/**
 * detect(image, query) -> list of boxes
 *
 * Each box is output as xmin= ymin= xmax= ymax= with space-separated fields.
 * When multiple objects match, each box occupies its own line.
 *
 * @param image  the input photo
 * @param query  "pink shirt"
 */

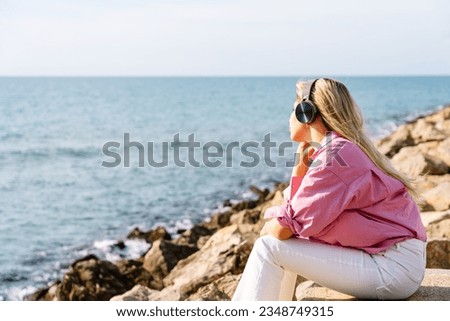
xmin=265 ymin=132 xmax=426 ymax=254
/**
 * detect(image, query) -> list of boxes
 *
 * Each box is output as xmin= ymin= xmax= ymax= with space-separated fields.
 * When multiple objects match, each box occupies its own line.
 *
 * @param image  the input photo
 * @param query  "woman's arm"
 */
xmin=260 ymin=142 xmax=315 ymax=240
xmin=292 ymin=142 xmax=315 ymax=177
xmin=260 ymin=218 xmax=293 ymax=240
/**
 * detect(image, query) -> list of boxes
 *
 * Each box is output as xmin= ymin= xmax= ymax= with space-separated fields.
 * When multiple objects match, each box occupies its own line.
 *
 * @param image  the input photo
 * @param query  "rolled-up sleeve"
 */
xmin=277 ymin=168 xmax=353 ymax=238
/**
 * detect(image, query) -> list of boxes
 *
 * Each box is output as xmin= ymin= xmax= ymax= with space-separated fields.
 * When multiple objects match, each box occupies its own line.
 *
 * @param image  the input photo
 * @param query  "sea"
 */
xmin=0 ymin=76 xmax=449 ymax=300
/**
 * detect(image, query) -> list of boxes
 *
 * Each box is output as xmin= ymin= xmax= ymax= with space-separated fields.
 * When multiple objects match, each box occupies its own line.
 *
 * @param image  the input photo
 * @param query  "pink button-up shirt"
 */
xmin=265 ymin=132 xmax=426 ymax=254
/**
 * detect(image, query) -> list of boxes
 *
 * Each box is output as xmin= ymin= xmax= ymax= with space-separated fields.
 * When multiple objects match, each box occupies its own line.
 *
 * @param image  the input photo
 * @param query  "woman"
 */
xmin=232 ymin=78 xmax=427 ymax=301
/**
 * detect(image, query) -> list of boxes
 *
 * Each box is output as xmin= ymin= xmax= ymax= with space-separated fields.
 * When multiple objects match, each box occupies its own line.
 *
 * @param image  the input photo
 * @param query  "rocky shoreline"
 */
xmin=26 ymin=105 xmax=450 ymax=301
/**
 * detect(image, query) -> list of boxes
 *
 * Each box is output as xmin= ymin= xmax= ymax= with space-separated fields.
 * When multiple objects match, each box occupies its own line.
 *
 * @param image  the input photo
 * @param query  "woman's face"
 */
xmin=289 ymin=108 xmax=308 ymax=142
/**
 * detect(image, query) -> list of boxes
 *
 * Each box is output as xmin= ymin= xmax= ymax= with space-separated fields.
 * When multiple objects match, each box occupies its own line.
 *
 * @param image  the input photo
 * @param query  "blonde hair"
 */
xmin=296 ymin=78 xmax=419 ymax=200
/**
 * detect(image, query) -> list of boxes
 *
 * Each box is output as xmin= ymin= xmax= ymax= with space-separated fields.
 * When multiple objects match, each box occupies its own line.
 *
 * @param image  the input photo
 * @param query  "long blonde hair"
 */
xmin=296 ymin=78 xmax=419 ymax=200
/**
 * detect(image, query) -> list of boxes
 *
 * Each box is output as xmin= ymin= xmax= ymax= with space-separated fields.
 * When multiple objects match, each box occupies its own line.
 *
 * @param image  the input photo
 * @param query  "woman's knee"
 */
xmin=253 ymin=235 xmax=281 ymax=257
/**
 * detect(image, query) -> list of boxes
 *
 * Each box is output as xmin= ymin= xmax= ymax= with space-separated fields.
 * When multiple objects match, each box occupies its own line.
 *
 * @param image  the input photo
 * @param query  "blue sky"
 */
xmin=0 ymin=0 xmax=449 ymax=76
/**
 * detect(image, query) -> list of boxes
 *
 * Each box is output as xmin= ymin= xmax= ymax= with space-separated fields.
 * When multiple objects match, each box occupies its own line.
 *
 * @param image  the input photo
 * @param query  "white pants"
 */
xmin=232 ymin=236 xmax=426 ymax=300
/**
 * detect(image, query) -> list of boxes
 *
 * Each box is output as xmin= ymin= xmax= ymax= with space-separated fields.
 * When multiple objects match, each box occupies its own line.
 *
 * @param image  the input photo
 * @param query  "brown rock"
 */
xmin=409 ymin=117 xmax=446 ymax=145
xmin=186 ymin=283 xmax=230 ymax=301
xmin=426 ymin=239 xmax=450 ymax=269
xmin=377 ymin=124 xmax=414 ymax=157
xmin=202 ymin=211 xmax=233 ymax=231
xmin=142 ymin=240 xmax=197 ymax=288
xmin=427 ymin=219 xmax=450 ymax=239
xmin=249 ymin=185 xmax=270 ymax=201
xmin=230 ymin=209 xmax=262 ymax=226
xmin=127 ymin=226 xmax=171 ymax=243
xmin=422 ymin=183 xmax=450 ymax=211
xmin=115 ymin=259 xmax=158 ymax=289
xmin=110 ymin=285 xmax=157 ymax=301
xmin=420 ymin=210 xmax=450 ymax=228
xmin=391 ymin=146 xmax=449 ymax=178
xmin=172 ymin=225 xmax=213 ymax=248
xmin=163 ymin=225 xmax=253 ymax=297
xmin=24 ymin=281 xmax=60 ymax=301
xmin=435 ymin=137 xmax=450 ymax=166
xmin=294 ymin=269 xmax=450 ymax=301
xmin=57 ymin=256 xmax=133 ymax=300
xmin=295 ymin=281 xmax=356 ymax=301
xmin=231 ymin=199 xmax=258 ymax=211
xmin=110 ymin=284 xmax=184 ymax=301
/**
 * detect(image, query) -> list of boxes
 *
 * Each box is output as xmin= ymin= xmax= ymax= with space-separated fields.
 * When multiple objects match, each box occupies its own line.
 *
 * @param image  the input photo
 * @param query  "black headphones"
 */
xmin=295 ymin=78 xmax=319 ymax=124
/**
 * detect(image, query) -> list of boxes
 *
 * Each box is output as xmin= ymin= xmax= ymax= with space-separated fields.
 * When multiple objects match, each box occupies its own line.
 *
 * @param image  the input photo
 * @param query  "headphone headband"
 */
xmin=301 ymin=78 xmax=319 ymax=102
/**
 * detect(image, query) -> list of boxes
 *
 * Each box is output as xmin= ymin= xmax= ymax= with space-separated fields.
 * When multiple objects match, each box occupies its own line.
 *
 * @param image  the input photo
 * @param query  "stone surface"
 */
xmin=294 ymin=269 xmax=450 ymax=301
xmin=110 ymin=285 xmax=158 ymax=301
xmin=391 ymin=146 xmax=449 ymax=178
xmin=57 ymin=255 xmax=133 ymax=301
xmin=426 ymin=239 xmax=450 ymax=269
xmin=422 ymin=183 xmax=450 ymax=211
xmin=406 ymin=269 xmax=450 ymax=301
xmin=172 ymin=225 xmax=213 ymax=248
xmin=427 ymin=219 xmax=450 ymax=239
xmin=127 ymin=226 xmax=172 ymax=243
xmin=377 ymin=124 xmax=414 ymax=157
xmin=420 ymin=210 xmax=450 ymax=227
xmin=142 ymin=240 xmax=198 ymax=289
xmin=163 ymin=225 xmax=253 ymax=297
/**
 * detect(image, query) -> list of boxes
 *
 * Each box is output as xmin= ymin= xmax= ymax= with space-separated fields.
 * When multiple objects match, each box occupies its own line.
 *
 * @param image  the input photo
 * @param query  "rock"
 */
xmin=24 ymin=281 xmax=60 ymax=301
xmin=414 ymin=139 xmax=450 ymax=168
xmin=163 ymin=225 xmax=253 ymax=297
xmin=295 ymin=280 xmax=355 ymax=301
xmin=115 ymin=259 xmax=157 ymax=289
xmin=142 ymin=240 xmax=198 ymax=289
xmin=377 ymin=124 xmax=414 ymax=157
xmin=172 ymin=225 xmax=213 ymax=248
xmin=417 ymin=174 xmax=450 ymax=193
xmin=409 ymin=118 xmax=447 ymax=145
xmin=426 ymin=239 xmax=450 ymax=269
xmin=57 ymin=256 xmax=133 ymax=300
xmin=406 ymin=269 xmax=450 ymax=300
xmin=420 ymin=210 xmax=450 ymax=228
xmin=186 ymin=283 xmax=230 ymax=301
xmin=435 ymin=137 xmax=450 ymax=166
xmin=112 ymin=241 xmax=126 ymax=250
xmin=230 ymin=209 xmax=261 ymax=225
xmin=422 ymin=183 xmax=450 ymax=211
xmin=110 ymin=285 xmax=158 ymax=301
xmin=231 ymin=199 xmax=258 ymax=211
xmin=110 ymin=284 xmax=184 ymax=301
xmin=202 ymin=211 xmax=233 ymax=230
xmin=427 ymin=219 xmax=450 ymax=239
xmin=391 ymin=146 xmax=449 ymax=178
xmin=294 ymin=269 xmax=450 ymax=301
xmin=187 ymin=273 xmax=241 ymax=301
xmin=127 ymin=226 xmax=172 ymax=243
xmin=249 ymin=185 xmax=270 ymax=201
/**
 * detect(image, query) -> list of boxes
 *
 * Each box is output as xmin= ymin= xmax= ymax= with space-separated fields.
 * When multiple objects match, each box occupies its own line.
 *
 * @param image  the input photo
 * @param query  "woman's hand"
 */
xmin=260 ymin=218 xmax=293 ymax=240
xmin=292 ymin=142 xmax=316 ymax=177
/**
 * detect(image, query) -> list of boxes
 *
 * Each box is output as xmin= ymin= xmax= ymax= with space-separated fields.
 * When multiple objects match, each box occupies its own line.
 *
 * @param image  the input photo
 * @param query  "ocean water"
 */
xmin=0 ymin=76 xmax=449 ymax=300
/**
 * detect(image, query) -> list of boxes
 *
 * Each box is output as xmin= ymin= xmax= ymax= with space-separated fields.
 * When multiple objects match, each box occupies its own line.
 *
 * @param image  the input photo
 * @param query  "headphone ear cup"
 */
xmin=295 ymin=101 xmax=318 ymax=124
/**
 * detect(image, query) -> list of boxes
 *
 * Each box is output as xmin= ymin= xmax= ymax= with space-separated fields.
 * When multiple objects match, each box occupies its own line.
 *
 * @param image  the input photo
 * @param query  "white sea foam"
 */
xmin=123 ymin=239 xmax=150 ymax=258
xmin=92 ymin=238 xmax=150 ymax=262
xmin=7 ymin=285 xmax=38 ymax=301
